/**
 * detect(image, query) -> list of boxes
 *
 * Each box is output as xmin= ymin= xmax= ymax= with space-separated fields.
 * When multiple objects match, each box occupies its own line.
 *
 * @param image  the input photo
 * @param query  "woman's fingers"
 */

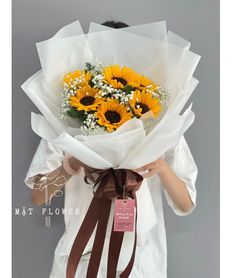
xmin=141 ymin=168 xmax=158 ymax=178
xmin=135 ymin=161 xmax=157 ymax=172
xmin=135 ymin=165 xmax=148 ymax=172
xmin=134 ymin=158 xmax=164 ymax=178
xmin=137 ymin=169 xmax=149 ymax=176
xmin=136 ymin=163 xmax=160 ymax=178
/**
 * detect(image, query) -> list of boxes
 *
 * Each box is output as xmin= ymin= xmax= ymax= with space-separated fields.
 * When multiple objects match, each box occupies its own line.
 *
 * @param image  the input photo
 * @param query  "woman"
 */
xmin=25 ymin=21 xmax=197 ymax=278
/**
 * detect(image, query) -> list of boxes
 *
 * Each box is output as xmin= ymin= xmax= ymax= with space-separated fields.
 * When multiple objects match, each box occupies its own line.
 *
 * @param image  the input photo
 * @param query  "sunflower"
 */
xmin=95 ymin=100 xmax=132 ymax=132
xmin=129 ymin=90 xmax=161 ymax=117
xmin=131 ymin=74 xmax=158 ymax=91
xmin=103 ymin=65 xmax=139 ymax=89
xmin=69 ymin=85 xmax=103 ymax=112
xmin=64 ymin=70 xmax=92 ymax=87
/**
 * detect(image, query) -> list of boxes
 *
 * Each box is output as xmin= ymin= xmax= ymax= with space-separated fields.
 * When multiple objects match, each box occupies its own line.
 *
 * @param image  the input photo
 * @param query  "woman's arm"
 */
xmin=135 ymin=158 xmax=193 ymax=213
xmin=31 ymin=157 xmax=81 ymax=206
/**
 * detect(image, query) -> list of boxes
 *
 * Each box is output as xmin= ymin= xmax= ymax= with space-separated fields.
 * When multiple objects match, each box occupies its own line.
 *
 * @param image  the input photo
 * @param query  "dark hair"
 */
xmin=102 ymin=21 xmax=129 ymax=29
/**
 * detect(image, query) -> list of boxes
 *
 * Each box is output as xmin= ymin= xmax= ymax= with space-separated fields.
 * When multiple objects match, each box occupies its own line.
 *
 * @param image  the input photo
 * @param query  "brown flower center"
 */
xmin=80 ymin=96 xmax=95 ymax=106
xmin=105 ymin=110 xmax=121 ymax=124
xmin=136 ymin=102 xmax=149 ymax=114
xmin=112 ymin=77 xmax=127 ymax=86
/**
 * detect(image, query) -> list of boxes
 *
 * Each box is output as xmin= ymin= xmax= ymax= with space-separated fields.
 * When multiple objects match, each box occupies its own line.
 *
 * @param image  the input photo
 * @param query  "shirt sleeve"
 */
xmin=24 ymin=139 xmax=64 ymax=189
xmin=163 ymin=136 xmax=198 ymax=216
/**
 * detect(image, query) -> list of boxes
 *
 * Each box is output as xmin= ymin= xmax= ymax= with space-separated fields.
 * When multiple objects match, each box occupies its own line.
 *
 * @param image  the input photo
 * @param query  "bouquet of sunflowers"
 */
xmin=21 ymin=18 xmax=201 ymax=232
xmin=22 ymin=20 xmax=200 ymax=277
xmin=60 ymin=63 xmax=168 ymax=133
xmin=21 ymin=18 xmax=201 ymax=191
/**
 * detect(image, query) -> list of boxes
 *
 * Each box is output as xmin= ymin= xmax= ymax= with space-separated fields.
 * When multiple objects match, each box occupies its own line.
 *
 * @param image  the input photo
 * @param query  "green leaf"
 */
xmin=88 ymin=79 xmax=95 ymax=88
xmin=67 ymin=107 xmax=87 ymax=122
xmin=123 ymin=85 xmax=134 ymax=94
xmin=85 ymin=62 xmax=94 ymax=71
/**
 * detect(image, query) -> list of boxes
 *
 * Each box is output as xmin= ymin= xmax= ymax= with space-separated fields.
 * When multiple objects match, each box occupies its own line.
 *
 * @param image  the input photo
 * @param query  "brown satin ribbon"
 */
xmin=66 ymin=166 xmax=143 ymax=278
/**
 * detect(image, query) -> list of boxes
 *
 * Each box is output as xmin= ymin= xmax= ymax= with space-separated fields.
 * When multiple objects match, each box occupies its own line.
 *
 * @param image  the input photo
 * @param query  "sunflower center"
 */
xmin=136 ymin=102 xmax=149 ymax=114
xmin=105 ymin=110 xmax=121 ymax=124
xmin=80 ymin=96 xmax=95 ymax=106
xmin=112 ymin=77 xmax=127 ymax=86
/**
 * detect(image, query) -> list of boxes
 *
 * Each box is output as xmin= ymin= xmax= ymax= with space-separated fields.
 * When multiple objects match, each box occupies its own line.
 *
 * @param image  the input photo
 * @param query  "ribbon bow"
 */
xmin=66 ymin=166 xmax=143 ymax=278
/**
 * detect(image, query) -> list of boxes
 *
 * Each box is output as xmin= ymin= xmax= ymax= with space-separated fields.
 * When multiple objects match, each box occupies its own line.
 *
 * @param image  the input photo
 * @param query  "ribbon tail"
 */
xmin=120 ymin=198 xmax=138 ymax=278
xmin=86 ymin=197 xmax=112 ymax=278
xmin=66 ymin=197 xmax=102 ymax=278
xmin=107 ymin=222 xmax=125 ymax=278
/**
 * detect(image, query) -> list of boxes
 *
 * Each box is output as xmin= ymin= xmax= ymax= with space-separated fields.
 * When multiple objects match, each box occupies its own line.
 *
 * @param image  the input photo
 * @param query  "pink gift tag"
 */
xmin=114 ymin=199 xmax=135 ymax=232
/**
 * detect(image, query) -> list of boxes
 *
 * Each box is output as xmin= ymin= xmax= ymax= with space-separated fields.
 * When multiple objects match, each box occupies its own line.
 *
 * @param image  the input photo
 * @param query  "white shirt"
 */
xmin=25 ymin=136 xmax=197 ymax=278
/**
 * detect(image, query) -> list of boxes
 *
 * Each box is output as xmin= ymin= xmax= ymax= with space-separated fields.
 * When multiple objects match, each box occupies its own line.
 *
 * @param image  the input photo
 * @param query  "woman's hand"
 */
xmin=135 ymin=158 xmax=167 ymax=178
xmin=135 ymin=158 xmax=193 ymax=213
